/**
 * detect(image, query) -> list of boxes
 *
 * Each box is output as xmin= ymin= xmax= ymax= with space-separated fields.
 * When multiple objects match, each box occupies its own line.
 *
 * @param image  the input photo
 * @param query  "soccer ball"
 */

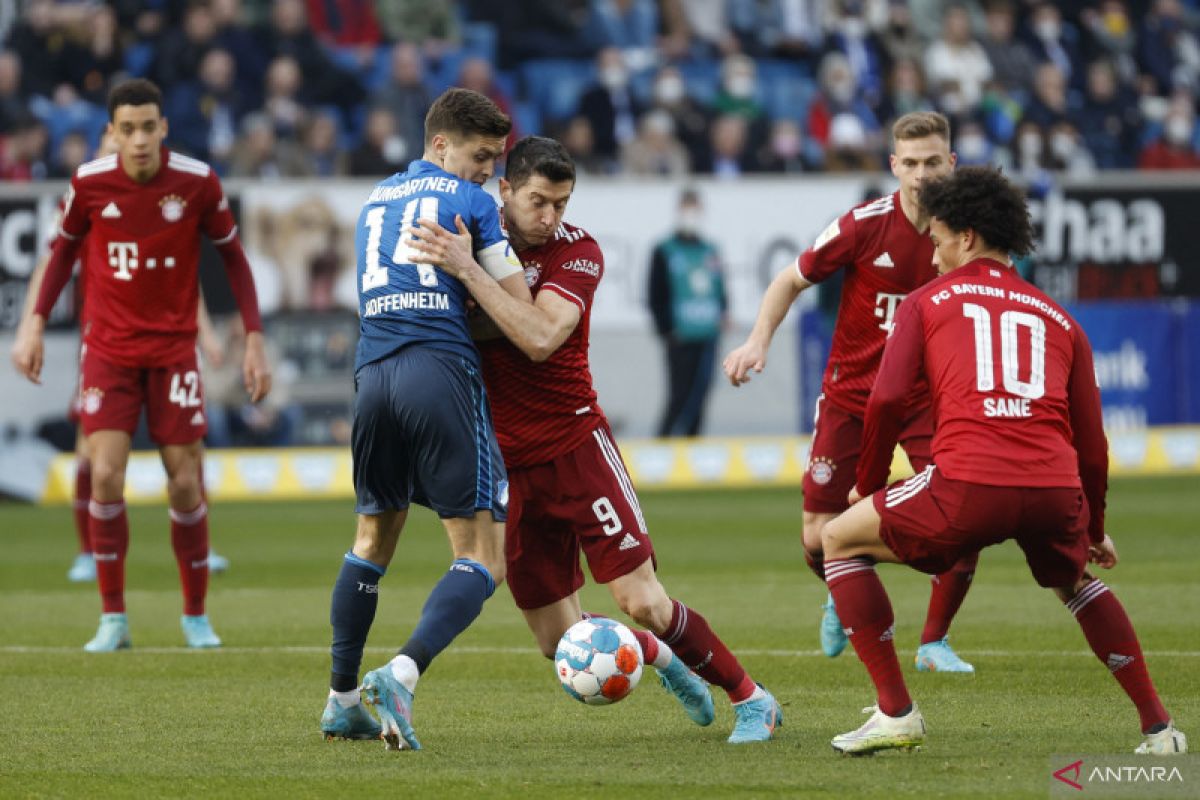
xmin=554 ymin=618 xmax=644 ymax=705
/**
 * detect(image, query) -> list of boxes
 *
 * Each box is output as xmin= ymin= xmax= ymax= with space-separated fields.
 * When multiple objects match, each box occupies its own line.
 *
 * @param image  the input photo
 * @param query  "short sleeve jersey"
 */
xmin=479 ymin=223 xmax=604 ymax=468
xmin=354 ymin=159 xmax=512 ymax=371
xmin=57 ymin=148 xmax=236 ymax=368
xmin=863 ymin=260 xmax=1104 ymax=488
xmin=797 ymin=191 xmax=937 ymax=416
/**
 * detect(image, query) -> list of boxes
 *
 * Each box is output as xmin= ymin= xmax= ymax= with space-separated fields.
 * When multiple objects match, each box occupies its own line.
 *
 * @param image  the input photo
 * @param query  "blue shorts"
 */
xmin=352 ymin=347 xmax=508 ymax=520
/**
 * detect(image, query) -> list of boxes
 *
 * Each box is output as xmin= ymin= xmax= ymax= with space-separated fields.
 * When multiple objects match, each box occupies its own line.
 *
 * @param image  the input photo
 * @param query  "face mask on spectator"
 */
xmin=1166 ymin=117 xmax=1194 ymax=146
xmin=655 ymin=77 xmax=685 ymax=105
xmin=1050 ymin=132 xmax=1075 ymax=160
xmin=957 ymin=133 xmax=988 ymax=161
xmin=841 ymin=17 xmax=867 ymax=38
xmin=383 ymin=135 xmax=407 ymax=163
xmin=726 ymin=74 xmax=756 ymax=100
xmin=677 ymin=209 xmax=702 ymax=235
xmin=1035 ymin=20 xmax=1060 ymax=41
xmin=830 ymin=80 xmax=855 ymax=105
xmin=772 ymin=130 xmax=802 ymax=158
xmin=601 ymin=66 xmax=628 ymax=91
xmin=1019 ymin=131 xmax=1043 ymax=158
xmin=939 ymin=91 xmax=964 ymax=115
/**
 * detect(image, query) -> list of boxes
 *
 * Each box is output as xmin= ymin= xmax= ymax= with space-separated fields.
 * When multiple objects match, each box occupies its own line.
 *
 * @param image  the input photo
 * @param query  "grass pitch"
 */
xmin=1 ymin=477 xmax=1197 ymax=798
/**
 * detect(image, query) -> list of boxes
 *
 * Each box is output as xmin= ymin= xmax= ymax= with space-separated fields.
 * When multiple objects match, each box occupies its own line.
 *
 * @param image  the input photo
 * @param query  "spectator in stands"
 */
xmin=1023 ymin=2 xmax=1081 ymax=86
xmin=375 ymin=0 xmax=461 ymax=60
xmin=4 ymin=0 xmax=69 ymax=98
xmin=263 ymin=55 xmax=308 ymax=141
xmin=1080 ymin=1 xmax=1138 ymax=85
xmin=823 ymin=112 xmax=879 ymax=172
xmin=488 ymin=0 xmax=595 ymax=69
xmin=980 ymin=0 xmax=1037 ymax=93
xmin=588 ymin=0 xmax=659 ymax=66
xmin=620 ymin=108 xmax=690 ymax=176
xmin=229 ymin=111 xmax=310 ymax=178
xmin=876 ymin=57 xmax=935 ymax=126
xmin=255 ymin=0 xmax=365 ymax=114
xmin=154 ymin=2 xmax=218 ymax=91
xmin=1078 ymin=58 xmax=1142 ymax=168
xmin=648 ymin=65 xmax=712 ymax=169
xmin=953 ymin=117 xmax=996 ymax=166
xmin=301 ymin=110 xmax=346 ymax=176
xmin=654 ymin=0 xmax=694 ymax=60
xmin=1021 ymin=62 xmax=1074 ymax=129
xmin=167 ymin=48 xmax=248 ymax=168
xmin=457 ymin=56 xmax=521 ymax=144
xmin=347 ymin=106 xmax=407 ymax=177
xmin=1045 ymin=119 xmax=1096 ymax=176
xmin=558 ymin=114 xmax=610 ymax=175
xmin=1138 ymin=0 xmax=1200 ymax=97
xmin=753 ymin=117 xmax=818 ymax=173
xmin=0 ymin=113 xmax=48 ymax=181
xmin=1007 ymin=119 xmax=1049 ymax=179
xmin=669 ymin=0 xmax=738 ymax=57
xmin=1138 ymin=95 xmax=1200 ymax=168
xmin=878 ymin=0 xmax=925 ymax=67
xmin=807 ymin=52 xmax=879 ymax=152
xmin=211 ymin=0 xmax=267 ymax=104
xmin=370 ymin=42 xmax=431 ymax=161
xmin=304 ymin=0 xmax=381 ymax=48
xmin=0 ymin=50 xmax=25 ymax=133
xmin=577 ymin=47 xmax=643 ymax=165
xmin=823 ymin=0 xmax=888 ymax=109
xmin=711 ymin=54 xmax=768 ymax=151
xmin=925 ymin=3 xmax=993 ymax=111
xmin=60 ymin=4 xmax=123 ymax=105
xmin=701 ymin=113 xmax=755 ymax=177
xmin=49 ymin=130 xmax=89 ymax=179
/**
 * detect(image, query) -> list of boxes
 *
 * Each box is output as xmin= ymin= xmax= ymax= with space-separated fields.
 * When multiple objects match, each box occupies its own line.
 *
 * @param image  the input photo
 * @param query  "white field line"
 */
xmin=1 ymin=645 xmax=1199 ymax=657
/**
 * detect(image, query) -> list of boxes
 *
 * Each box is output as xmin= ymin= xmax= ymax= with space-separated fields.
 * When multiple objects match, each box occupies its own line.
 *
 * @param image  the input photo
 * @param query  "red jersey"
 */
xmin=859 ymin=259 xmax=1108 ymax=540
xmin=480 ymin=223 xmax=605 ymax=468
xmin=55 ymin=149 xmax=238 ymax=368
xmin=797 ymin=191 xmax=937 ymax=417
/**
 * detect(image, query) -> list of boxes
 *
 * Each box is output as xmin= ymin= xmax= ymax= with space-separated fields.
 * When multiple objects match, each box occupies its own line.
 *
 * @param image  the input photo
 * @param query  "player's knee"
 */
xmin=801 ymin=514 xmax=828 ymax=555
xmin=615 ymin=585 xmax=670 ymax=631
xmin=820 ymin=519 xmax=847 ymax=559
xmin=89 ymin=459 xmax=125 ymax=499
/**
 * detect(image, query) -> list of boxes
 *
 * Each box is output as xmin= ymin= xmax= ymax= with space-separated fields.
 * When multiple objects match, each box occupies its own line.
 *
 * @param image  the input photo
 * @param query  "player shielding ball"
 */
xmin=319 ymin=88 xmax=528 ymax=750
xmin=408 ymin=136 xmax=782 ymax=744
xmin=724 ymin=112 xmax=977 ymax=672
xmin=10 ymin=79 xmax=270 ymax=651
xmin=819 ymin=167 xmax=1187 ymax=756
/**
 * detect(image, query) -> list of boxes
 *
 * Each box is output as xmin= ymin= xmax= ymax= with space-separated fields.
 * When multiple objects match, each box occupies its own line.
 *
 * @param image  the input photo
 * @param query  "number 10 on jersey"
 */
xmin=362 ymin=199 xmax=441 ymax=291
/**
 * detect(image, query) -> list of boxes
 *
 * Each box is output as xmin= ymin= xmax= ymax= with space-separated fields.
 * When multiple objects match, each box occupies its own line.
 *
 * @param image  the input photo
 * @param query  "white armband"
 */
xmin=477 ymin=239 xmax=523 ymax=281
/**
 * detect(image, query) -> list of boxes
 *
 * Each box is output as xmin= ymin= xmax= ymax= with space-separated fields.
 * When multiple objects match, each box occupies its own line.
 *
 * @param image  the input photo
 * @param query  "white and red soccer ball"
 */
xmin=555 ymin=618 xmax=643 ymax=705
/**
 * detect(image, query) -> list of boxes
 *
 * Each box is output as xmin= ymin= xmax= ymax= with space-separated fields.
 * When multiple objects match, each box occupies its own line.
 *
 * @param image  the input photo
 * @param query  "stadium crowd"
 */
xmin=3 ymin=0 xmax=1200 ymax=182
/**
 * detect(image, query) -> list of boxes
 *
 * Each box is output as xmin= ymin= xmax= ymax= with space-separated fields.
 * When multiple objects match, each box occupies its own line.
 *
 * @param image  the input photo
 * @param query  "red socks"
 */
xmin=1068 ymin=580 xmax=1169 ymax=733
xmin=73 ymin=459 xmax=92 ymax=554
xmin=662 ymin=600 xmax=756 ymax=703
xmin=170 ymin=502 xmax=210 ymax=616
xmin=920 ymin=551 xmax=978 ymax=644
xmin=825 ymin=557 xmax=912 ymax=716
xmin=90 ymin=500 xmax=128 ymax=613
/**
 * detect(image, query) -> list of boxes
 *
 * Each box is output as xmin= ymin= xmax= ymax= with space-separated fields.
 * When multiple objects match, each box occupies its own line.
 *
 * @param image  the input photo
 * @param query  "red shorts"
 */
xmin=875 ymin=467 xmax=1090 ymax=587
xmin=803 ymin=396 xmax=932 ymax=514
xmin=78 ymin=346 xmax=208 ymax=445
xmin=505 ymin=423 xmax=657 ymax=610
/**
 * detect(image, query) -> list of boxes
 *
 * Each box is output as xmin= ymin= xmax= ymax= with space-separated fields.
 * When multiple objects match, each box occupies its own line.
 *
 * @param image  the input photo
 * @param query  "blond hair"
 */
xmin=892 ymin=112 xmax=951 ymax=145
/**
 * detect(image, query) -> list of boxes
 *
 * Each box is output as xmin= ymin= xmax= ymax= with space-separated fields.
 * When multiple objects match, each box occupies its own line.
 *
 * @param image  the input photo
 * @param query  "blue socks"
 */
xmin=329 ymin=552 xmax=385 ymax=692
xmin=399 ymin=558 xmax=495 ymax=674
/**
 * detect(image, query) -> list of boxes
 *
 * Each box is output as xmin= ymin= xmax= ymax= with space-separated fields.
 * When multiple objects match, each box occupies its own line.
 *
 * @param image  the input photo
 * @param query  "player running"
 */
xmin=319 ymin=88 xmax=528 ymax=750
xmin=11 ymin=79 xmax=270 ymax=650
xmin=408 ymin=136 xmax=782 ymax=745
xmin=820 ymin=166 xmax=1187 ymax=756
xmin=723 ymin=112 xmax=977 ymax=672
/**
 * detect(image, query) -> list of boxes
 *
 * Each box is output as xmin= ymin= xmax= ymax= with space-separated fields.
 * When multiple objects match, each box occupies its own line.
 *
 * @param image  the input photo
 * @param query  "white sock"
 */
xmin=388 ymin=654 xmax=420 ymax=694
xmin=329 ymin=688 xmax=359 ymax=708
xmin=648 ymin=636 xmax=674 ymax=670
xmin=732 ymin=685 xmax=767 ymax=705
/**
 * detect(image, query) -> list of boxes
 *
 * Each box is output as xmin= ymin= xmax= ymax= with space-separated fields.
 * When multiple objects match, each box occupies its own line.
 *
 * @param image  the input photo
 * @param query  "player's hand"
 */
xmin=199 ymin=326 xmax=225 ymax=368
xmin=1088 ymin=534 xmax=1118 ymax=569
xmin=242 ymin=330 xmax=272 ymax=403
xmin=11 ymin=314 xmax=46 ymax=384
xmin=722 ymin=340 xmax=767 ymax=386
xmin=408 ymin=215 xmax=476 ymax=280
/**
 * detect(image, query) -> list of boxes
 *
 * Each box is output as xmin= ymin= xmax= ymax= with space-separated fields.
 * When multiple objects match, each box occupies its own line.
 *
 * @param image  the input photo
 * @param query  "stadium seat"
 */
xmin=520 ymin=59 xmax=596 ymax=123
xmin=123 ymin=43 xmax=156 ymax=79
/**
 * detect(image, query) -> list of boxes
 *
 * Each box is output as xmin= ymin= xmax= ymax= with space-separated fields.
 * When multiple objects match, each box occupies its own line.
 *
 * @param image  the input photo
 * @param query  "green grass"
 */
xmin=1 ymin=477 xmax=1197 ymax=798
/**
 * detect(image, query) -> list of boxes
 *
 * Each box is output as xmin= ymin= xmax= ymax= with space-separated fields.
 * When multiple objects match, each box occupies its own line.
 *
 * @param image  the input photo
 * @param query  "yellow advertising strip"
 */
xmin=39 ymin=427 xmax=1200 ymax=505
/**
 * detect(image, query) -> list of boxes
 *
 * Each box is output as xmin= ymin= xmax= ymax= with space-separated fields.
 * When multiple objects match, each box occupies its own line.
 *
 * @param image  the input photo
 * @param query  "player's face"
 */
xmin=109 ymin=103 xmax=167 ymax=182
xmin=928 ymin=217 xmax=969 ymax=274
xmin=890 ymin=135 xmax=954 ymax=207
xmin=499 ymin=175 xmax=574 ymax=249
xmin=436 ymin=133 xmax=507 ymax=185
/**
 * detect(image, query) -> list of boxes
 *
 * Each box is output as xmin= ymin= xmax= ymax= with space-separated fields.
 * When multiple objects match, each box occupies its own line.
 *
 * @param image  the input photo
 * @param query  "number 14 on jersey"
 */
xmin=362 ymin=199 xmax=440 ymax=291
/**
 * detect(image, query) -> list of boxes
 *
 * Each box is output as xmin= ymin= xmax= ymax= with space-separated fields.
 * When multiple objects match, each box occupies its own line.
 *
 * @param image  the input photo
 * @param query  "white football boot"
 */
xmin=832 ymin=703 xmax=926 ymax=755
xmin=1135 ymin=723 xmax=1188 ymax=755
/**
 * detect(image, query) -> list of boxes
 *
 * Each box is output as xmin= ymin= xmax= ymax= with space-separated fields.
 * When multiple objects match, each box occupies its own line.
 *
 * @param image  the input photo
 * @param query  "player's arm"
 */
xmin=409 ymin=215 xmax=580 ymax=362
xmin=1067 ymin=325 xmax=1111 ymax=556
xmin=853 ymin=297 xmax=925 ymax=501
xmin=201 ymin=173 xmax=271 ymax=401
xmin=195 ymin=292 xmax=225 ymax=368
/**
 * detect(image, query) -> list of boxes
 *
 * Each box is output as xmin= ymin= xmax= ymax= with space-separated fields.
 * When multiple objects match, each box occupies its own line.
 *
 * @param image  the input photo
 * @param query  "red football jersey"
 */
xmin=57 ymin=148 xmax=237 ymax=367
xmin=859 ymin=259 xmax=1108 ymax=538
xmin=797 ymin=191 xmax=937 ymax=416
xmin=480 ymin=223 xmax=605 ymax=468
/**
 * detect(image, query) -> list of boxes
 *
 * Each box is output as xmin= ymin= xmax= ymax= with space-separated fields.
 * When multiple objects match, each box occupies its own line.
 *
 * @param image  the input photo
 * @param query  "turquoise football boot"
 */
xmin=728 ymin=685 xmax=783 ymax=744
xmin=67 ymin=553 xmax=96 ymax=582
xmin=820 ymin=594 xmax=848 ymax=657
xmin=83 ymin=612 xmax=131 ymax=652
xmin=656 ymin=655 xmax=715 ymax=726
xmin=361 ymin=667 xmax=422 ymax=751
xmin=321 ymin=694 xmax=383 ymax=741
xmin=914 ymin=637 xmax=974 ymax=673
xmin=181 ymin=614 xmax=222 ymax=648
xmin=208 ymin=550 xmax=230 ymax=575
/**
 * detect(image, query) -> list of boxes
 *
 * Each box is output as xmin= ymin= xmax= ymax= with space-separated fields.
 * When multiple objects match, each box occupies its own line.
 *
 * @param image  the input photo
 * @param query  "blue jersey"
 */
xmin=354 ymin=160 xmax=509 ymax=371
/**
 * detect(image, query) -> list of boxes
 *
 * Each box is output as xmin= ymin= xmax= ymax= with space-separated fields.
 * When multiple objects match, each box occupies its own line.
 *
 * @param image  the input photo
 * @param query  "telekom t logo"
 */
xmin=874 ymin=292 xmax=906 ymax=333
xmin=107 ymin=242 xmax=138 ymax=281
xmin=1053 ymin=759 xmax=1084 ymax=791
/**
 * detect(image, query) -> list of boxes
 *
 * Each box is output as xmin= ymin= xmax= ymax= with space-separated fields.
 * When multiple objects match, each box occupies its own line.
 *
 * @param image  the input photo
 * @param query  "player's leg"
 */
xmin=197 ymin=456 xmax=230 ymax=575
xmin=68 ymin=426 xmax=96 ymax=582
xmin=901 ymin=425 xmax=976 ymax=672
xmin=85 ymin=429 xmax=134 ymax=651
xmin=160 ymin=439 xmax=219 ymax=648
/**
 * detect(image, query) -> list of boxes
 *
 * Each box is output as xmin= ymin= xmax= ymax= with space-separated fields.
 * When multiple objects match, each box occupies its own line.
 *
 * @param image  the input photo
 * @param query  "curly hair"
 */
xmin=918 ymin=166 xmax=1034 ymax=256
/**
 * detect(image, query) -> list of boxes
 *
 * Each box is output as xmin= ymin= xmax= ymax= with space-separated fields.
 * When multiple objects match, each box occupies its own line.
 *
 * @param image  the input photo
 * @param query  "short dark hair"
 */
xmin=892 ymin=111 xmax=950 ymax=145
xmin=505 ymin=136 xmax=576 ymax=189
xmin=918 ymin=166 xmax=1034 ymax=256
xmin=424 ymin=87 xmax=511 ymax=146
xmin=107 ymin=79 xmax=164 ymax=120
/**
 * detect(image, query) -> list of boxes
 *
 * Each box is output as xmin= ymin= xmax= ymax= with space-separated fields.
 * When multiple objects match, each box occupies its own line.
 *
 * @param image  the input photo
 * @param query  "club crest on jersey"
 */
xmin=159 ymin=194 xmax=186 ymax=222
xmin=82 ymin=388 xmax=104 ymax=415
xmin=523 ymin=262 xmax=542 ymax=287
xmin=808 ymin=456 xmax=836 ymax=485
